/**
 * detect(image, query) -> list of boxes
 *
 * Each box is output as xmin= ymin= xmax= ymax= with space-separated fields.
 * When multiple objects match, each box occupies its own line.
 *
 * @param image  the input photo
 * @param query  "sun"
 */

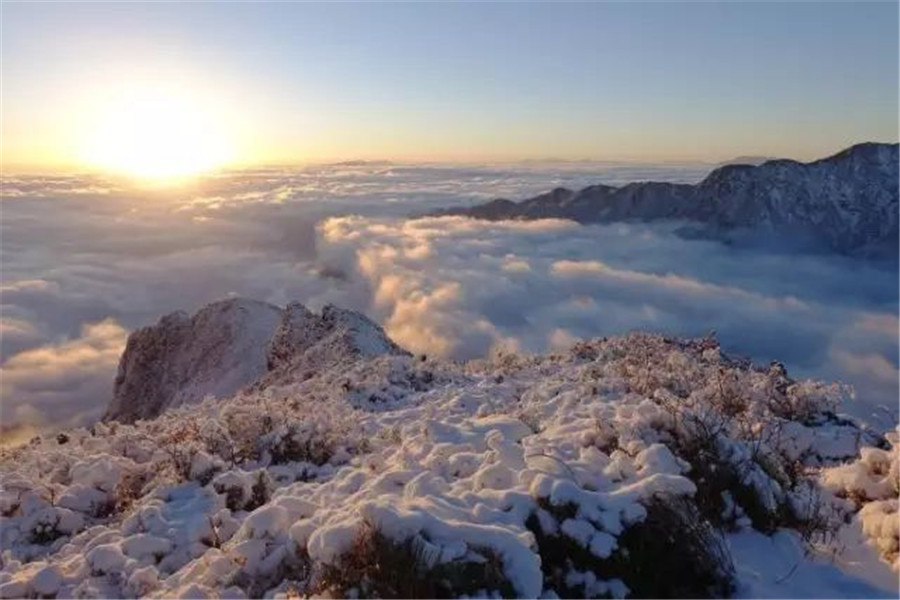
xmin=82 ymin=88 xmax=234 ymax=181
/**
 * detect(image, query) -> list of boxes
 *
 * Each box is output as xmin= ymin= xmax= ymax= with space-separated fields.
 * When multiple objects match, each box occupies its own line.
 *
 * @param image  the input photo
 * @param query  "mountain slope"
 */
xmin=436 ymin=142 xmax=900 ymax=255
xmin=2 ymin=299 xmax=897 ymax=599
xmin=104 ymin=299 xmax=404 ymax=424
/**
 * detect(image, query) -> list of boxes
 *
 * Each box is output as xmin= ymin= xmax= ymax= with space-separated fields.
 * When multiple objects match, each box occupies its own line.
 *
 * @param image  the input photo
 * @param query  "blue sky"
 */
xmin=2 ymin=1 xmax=897 ymax=167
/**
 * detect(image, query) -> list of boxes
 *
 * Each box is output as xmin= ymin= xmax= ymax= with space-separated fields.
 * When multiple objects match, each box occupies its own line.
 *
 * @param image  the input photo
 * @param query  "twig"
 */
xmin=774 ymin=559 xmax=800 ymax=584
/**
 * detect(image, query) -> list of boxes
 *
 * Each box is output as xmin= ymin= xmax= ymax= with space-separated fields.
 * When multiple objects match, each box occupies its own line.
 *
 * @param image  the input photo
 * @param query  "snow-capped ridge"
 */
xmin=105 ymin=298 xmax=406 ymax=424
xmin=437 ymin=142 xmax=900 ymax=255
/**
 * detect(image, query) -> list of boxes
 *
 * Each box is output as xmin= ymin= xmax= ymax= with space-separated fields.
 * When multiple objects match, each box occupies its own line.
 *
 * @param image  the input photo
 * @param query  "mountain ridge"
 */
xmin=434 ymin=142 xmax=900 ymax=255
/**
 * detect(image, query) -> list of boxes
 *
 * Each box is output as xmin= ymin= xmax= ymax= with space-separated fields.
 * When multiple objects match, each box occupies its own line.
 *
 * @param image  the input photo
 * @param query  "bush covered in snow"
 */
xmin=313 ymin=523 xmax=516 ymax=599
xmin=1 ymin=333 xmax=896 ymax=598
xmin=823 ymin=427 xmax=899 ymax=569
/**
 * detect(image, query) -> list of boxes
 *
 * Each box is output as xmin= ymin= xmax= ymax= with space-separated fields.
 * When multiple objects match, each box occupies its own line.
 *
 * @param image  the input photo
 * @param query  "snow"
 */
xmin=564 ymin=570 xmax=629 ymax=599
xmin=322 ymin=304 xmax=405 ymax=358
xmin=86 ymin=544 xmax=127 ymax=575
xmin=823 ymin=425 xmax=899 ymax=570
xmin=1 ymin=326 xmax=897 ymax=598
xmin=69 ymin=455 xmax=130 ymax=493
xmin=30 ymin=564 xmax=62 ymax=596
xmin=237 ymin=505 xmax=290 ymax=541
xmin=127 ymin=566 xmax=160 ymax=597
xmin=57 ymin=485 xmax=109 ymax=514
xmin=121 ymin=534 xmax=173 ymax=561
xmin=0 ymin=581 xmax=27 ymax=600
xmin=729 ymin=528 xmax=895 ymax=599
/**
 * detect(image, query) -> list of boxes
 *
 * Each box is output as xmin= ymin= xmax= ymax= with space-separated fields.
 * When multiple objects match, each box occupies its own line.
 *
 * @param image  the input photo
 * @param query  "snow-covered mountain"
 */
xmin=438 ymin=142 xmax=899 ymax=255
xmin=104 ymin=299 xmax=405 ymax=424
xmin=254 ymin=302 xmax=408 ymax=391
xmin=716 ymin=156 xmax=777 ymax=167
xmin=2 ymin=298 xmax=898 ymax=599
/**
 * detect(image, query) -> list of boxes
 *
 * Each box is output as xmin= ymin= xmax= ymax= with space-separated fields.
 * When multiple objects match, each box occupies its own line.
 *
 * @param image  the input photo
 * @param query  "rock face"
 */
xmin=255 ymin=302 xmax=408 ymax=389
xmin=104 ymin=299 xmax=406 ymax=423
xmin=692 ymin=142 xmax=899 ymax=254
xmin=437 ymin=142 xmax=900 ymax=255
xmin=103 ymin=299 xmax=283 ymax=424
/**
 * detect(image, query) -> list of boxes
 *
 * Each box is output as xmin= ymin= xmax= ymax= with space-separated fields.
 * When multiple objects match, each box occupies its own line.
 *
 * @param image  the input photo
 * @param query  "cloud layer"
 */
xmin=317 ymin=215 xmax=899 ymax=426
xmin=2 ymin=161 xmax=896 ymax=437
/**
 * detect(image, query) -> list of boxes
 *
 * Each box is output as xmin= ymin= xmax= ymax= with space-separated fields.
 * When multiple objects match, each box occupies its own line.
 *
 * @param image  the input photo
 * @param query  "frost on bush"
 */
xmin=0 ymin=333 xmax=895 ymax=598
xmin=633 ymin=341 xmax=859 ymax=540
xmin=823 ymin=427 xmax=900 ymax=568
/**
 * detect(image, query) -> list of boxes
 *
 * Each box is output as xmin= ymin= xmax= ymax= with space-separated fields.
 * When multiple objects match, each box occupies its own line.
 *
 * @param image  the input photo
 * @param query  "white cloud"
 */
xmin=316 ymin=215 xmax=898 ymax=426
xmin=0 ymin=319 xmax=128 ymax=437
xmin=1 ymin=162 xmax=895 ymax=434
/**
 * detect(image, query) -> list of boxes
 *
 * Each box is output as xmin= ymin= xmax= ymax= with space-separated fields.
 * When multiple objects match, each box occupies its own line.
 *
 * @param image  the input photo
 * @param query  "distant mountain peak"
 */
xmin=437 ymin=142 xmax=899 ymax=256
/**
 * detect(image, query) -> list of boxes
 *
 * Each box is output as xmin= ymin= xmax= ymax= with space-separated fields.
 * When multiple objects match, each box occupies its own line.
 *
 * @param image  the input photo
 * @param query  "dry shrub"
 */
xmin=28 ymin=514 xmax=64 ymax=545
xmin=158 ymin=421 xmax=204 ymax=482
xmin=673 ymin=432 xmax=779 ymax=532
xmin=609 ymin=497 xmax=734 ymax=598
xmin=527 ymin=495 xmax=734 ymax=599
xmin=114 ymin=470 xmax=150 ymax=515
xmin=266 ymin=423 xmax=341 ymax=466
xmin=247 ymin=472 xmax=272 ymax=512
xmin=653 ymin=363 xmax=841 ymax=543
xmin=315 ymin=524 xmax=514 ymax=599
xmin=230 ymin=548 xmax=312 ymax=599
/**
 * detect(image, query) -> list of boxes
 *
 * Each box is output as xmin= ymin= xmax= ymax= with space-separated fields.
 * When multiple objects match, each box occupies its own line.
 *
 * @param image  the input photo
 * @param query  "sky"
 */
xmin=1 ymin=2 xmax=898 ymax=168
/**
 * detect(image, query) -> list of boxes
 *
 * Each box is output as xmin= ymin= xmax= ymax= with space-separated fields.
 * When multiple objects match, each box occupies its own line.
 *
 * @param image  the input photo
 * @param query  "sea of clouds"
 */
xmin=2 ymin=161 xmax=897 ymax=442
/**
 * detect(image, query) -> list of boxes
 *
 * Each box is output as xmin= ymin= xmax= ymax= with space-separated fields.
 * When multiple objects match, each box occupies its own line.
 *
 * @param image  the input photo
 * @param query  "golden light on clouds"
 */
xmin=79 ymin=86 xmax=235 ymax=181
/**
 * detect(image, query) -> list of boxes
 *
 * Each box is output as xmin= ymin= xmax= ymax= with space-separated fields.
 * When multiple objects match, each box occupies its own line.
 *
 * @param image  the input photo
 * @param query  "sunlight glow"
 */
xmin=81 ymin=88 xmax=234 ymax=181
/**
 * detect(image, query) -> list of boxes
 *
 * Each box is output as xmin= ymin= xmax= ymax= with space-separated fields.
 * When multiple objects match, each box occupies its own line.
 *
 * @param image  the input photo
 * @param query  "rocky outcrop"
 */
xmin=104 ymin=299 xmax=406 ymax=423
xmin=436 ymin=142 xmax=900 ymax=255
xmin=255 ymin=303 xmax=408 ymax=389
xmin=103 ymin=298 xmax=283 ymax=424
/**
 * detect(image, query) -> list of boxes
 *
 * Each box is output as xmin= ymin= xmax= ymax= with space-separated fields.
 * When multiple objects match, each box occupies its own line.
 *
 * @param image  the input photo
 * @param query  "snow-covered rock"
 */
xmin=254 ymin=302 xmax=408 ymax=389
xmin=104 ymin=299 xmax=404 ymax=423
xmin=104 ymin=298 xmax=283 ymax=423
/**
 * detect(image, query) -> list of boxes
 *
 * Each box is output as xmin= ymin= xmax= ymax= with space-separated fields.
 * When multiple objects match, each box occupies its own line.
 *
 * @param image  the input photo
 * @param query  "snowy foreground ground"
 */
xmin=1 ymin=329 xmax=898 ymax=598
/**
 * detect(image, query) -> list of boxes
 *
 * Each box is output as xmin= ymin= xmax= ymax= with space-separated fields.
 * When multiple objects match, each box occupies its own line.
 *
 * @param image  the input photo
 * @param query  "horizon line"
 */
xmin=3 ymin=139 xmax=898 ymax=177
